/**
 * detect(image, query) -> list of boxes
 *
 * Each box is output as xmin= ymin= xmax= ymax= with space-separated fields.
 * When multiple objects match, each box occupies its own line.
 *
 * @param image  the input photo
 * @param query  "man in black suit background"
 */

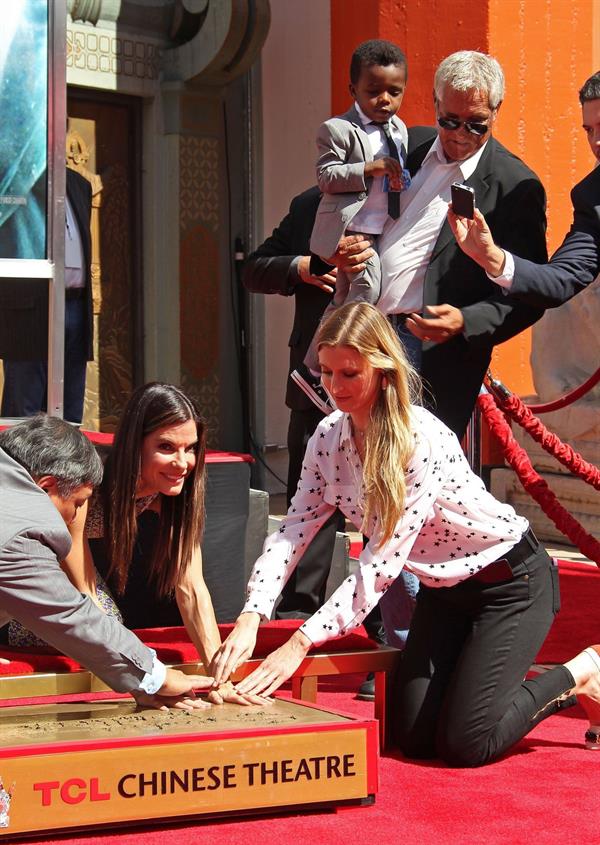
xmin=448 ymin=70 xmax=600 ymax=307
xmin=0 ymin=168 xmax=93 ymax=424
xmin=243 ymin=187 xmax=346 ymax=619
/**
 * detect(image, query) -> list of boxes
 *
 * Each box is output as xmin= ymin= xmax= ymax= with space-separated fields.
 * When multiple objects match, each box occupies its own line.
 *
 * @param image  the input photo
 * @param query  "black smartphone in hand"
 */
xmin=451 ymin=182 xmax=475 ymax=219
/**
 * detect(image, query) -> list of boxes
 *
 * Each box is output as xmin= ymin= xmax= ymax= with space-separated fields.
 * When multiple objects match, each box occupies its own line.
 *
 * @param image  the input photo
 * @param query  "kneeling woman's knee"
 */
xmin=395 ymin=726 xmax=436 ymax=760
xmin=435 ymin=733 xmax=494 ymax=768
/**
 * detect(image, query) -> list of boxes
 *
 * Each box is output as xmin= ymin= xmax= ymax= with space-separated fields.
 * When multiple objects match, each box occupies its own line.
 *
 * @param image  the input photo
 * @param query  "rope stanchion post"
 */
xmin=463 ymin=398 xmax=483 ymax=478
xmin=486 ymin=372 xmax=600 ymax=490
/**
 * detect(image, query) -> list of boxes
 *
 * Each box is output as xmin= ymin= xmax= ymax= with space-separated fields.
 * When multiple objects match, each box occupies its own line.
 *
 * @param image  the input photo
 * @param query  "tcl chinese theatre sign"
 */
xmin=0 ymin=698 xmax=378 ymax=835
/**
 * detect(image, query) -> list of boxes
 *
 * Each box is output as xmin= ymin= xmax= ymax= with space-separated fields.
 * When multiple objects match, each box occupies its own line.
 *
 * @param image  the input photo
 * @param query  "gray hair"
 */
xmin=0 ymin=415 xmax=103 ymax=497
xmin=434 ymin=51 xmax=505 ymax=110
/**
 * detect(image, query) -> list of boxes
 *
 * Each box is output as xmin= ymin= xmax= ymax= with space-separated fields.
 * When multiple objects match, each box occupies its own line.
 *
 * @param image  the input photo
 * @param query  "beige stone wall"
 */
xmin=255 ymin=0 xmax=331 ymax=492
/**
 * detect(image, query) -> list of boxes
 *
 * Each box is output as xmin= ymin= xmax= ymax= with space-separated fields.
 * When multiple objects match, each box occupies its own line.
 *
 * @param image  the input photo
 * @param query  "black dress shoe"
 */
xmin=356 ymin=672 xmax=375 ymax=701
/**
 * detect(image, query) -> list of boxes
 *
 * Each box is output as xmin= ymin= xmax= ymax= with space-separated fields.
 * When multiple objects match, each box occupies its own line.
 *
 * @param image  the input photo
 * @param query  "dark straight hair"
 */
xmin=102 ymin=382 xmax=207 ymax=597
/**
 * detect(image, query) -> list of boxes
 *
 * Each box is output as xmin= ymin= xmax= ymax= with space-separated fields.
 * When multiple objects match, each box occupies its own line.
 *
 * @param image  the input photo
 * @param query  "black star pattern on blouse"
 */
xmin=243 ymin=406 xmax=528 ymax=645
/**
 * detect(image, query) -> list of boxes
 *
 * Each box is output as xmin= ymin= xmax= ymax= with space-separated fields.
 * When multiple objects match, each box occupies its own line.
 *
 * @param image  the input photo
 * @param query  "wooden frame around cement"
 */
xmin=0 ymin=645 xmax=400 ymax=748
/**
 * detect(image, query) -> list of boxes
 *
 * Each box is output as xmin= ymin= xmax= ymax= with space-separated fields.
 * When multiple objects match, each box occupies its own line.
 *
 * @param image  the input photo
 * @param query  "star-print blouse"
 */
xmin=242 ymin=405 xmax=529 ymax=646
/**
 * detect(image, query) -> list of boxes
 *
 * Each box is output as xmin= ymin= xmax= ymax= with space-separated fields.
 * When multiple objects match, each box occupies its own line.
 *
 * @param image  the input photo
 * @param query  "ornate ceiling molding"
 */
xmin=164 ymin=0 xmax=271 ymax=87
xmin=67 ymin=1 xmax=270 ymax=91
xmin=68 ymin=0 xmax=120 ymax=27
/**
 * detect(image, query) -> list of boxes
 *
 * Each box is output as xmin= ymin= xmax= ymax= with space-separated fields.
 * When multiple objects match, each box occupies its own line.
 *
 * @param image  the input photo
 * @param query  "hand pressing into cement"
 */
xmin=234 ymin=630 xmax=312 ymax=698
xmin=210 ymin=611 xmax=261 ymax=685
xmin=207 ymin=681 xmax=273 ymax=707
xmin=132 ymin=668 xmax=214 ymax=712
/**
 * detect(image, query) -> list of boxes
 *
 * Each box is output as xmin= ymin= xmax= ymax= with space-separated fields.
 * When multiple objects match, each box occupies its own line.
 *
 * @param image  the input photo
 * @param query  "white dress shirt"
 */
xmin=486 ymin=250 xmax=515 ymax=288
xmin=377 ymin=137 xmax=488 ymax=315
xmin=242 ymin=405 xmax=528 ymax=647
xmin=140 ymin=653 xmax=167 ymax=694
xmin=348 ymin=102 xmax=408 ymax=236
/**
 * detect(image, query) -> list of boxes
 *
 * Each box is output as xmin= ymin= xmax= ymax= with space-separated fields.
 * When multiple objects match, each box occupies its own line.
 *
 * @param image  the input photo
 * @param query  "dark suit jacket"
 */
xmin=407 ymin=128 xmax=547 ymax=438
xmin=0 ymin=168 xmax=93 ymax=361
xmin=510 ymin=165 xmax=600 ymax=307
xmin=243 ymin=186 xmax=333 ymax=412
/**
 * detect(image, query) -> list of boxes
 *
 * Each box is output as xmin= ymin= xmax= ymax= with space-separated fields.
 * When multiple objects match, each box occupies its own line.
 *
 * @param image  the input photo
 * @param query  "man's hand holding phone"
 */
xmin=447 ymin=201 xmax=507 ymax=278
xmin=450 ymin=182 xmax=475 ymax=219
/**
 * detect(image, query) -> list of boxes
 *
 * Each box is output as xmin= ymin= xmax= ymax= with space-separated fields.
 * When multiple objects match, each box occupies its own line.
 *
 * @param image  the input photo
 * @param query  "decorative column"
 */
xmin=154 ymin=0 xmax=270 ymax=444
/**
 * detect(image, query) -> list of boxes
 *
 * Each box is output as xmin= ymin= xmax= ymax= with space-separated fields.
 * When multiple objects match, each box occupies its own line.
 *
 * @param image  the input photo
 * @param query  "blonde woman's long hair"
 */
xmin=317 ymin=302 xmax=422 ymax=547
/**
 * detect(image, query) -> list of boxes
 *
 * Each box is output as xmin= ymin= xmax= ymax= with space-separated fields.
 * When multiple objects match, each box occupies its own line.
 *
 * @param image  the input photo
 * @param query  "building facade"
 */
xmin=4 ymin=0 xmax=595 ymax=495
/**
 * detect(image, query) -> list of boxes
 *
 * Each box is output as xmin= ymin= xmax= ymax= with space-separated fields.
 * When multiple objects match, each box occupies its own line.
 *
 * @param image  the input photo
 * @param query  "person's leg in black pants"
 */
xmin=276 ymin=407 xmax=345 ymax=618
xmin=395 ymin=546 xmax=575 ymax=767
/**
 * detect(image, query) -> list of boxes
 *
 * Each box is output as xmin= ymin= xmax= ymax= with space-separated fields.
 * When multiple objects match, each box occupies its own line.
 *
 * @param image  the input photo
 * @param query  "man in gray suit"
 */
xmin=0 ymin=415 xmax=213 ymax=709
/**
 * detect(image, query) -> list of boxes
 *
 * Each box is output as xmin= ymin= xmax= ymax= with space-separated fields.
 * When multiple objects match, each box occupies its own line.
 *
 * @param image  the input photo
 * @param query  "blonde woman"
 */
xmin=213 ymin=302 xmax=600 ymax=765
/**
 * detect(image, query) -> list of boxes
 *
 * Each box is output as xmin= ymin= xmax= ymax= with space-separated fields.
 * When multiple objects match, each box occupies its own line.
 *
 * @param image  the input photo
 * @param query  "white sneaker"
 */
xmin=290 ymin=365 xmax=336 ymax=415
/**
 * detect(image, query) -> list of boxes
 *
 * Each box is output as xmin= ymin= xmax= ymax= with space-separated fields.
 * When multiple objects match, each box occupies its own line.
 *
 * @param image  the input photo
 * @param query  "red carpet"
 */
xmin=0 ymin=622 xmax=378 ymax=677
xmin=537 ymin=559 xmax=600 ymax=662
xmin=14 ymin=676 xmax=597 ymax=845
xmin=5 ymin=567 xmax=600 ymax=843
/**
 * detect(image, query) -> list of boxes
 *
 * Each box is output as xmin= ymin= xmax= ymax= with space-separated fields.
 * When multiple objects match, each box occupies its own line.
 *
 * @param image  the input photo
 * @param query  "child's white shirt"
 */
xmin=347 ymin=101 xmax=407 ymax=235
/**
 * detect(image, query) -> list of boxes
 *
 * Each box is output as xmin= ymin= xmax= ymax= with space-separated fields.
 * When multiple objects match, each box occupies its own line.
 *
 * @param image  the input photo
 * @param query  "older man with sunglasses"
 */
xmin=327 ymin=51 xmax=546 ymax=654
xmin=334 ymin=50 xmax=546 ymax=441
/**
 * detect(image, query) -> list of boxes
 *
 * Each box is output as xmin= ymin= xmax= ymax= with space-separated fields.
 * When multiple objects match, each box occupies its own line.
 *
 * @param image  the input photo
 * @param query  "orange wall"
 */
xmin=331 ymin=0 xmax=490 ymax=122
xmin=330 ymin=0 xmax=380 ymax=115
xmin=329 ymin=0 xmax=597 ymax=397
xmin=487 ymin=0 xmax=596 ymax=392
xmin=489 ymin=0 xmax=596 ymax=250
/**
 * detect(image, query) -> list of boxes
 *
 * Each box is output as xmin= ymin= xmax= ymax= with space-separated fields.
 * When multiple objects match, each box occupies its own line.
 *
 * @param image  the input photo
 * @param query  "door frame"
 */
xmin=67 ymin=85 xmax=144 ymax=389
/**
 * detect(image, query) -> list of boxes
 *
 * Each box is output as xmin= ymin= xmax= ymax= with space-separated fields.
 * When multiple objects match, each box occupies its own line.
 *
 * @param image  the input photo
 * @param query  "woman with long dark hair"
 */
xmin=10 ymin=383 xmax=257 ymax=704
xmin=213 ymin=302 xmax=600 ymax=763
xmin=93 ymin=382 xmax=207 ymax=608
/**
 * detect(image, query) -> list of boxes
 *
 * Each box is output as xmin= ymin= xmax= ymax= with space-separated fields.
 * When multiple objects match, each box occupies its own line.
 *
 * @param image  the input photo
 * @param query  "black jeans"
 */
xmin=395 ymin=541 xmax=575 ymax=767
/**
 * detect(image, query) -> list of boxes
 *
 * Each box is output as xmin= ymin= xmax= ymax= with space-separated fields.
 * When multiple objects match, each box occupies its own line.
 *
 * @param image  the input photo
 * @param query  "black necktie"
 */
xmin=381 ymin=122 xmax=401 ymax=219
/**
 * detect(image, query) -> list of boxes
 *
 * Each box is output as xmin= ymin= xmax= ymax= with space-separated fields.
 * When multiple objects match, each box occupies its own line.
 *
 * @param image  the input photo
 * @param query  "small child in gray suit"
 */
xmin=291 ymin=39 xmax=411 ymax=413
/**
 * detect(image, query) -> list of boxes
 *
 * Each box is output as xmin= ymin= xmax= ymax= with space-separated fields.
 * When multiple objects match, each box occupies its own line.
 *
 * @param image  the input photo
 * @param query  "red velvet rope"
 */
xmin=477 ymin=392 xmax=600 ymax=565
xmin=497 ymin=393 xmax=600 ymax=491
xmin=525 ymin=365 xmax=600 ymax=414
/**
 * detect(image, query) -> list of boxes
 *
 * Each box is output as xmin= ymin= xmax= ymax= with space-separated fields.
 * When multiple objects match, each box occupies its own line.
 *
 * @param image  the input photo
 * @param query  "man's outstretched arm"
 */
xmin=447 ymin=202 xmax=600 ymax=309
xmin=0 ymin=534 xmax=214 ymax=709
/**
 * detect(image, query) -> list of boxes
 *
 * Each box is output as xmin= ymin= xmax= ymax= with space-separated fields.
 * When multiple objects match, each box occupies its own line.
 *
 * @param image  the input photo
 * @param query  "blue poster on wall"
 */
xmin=0 ymin=0 xmax=48 ymax=259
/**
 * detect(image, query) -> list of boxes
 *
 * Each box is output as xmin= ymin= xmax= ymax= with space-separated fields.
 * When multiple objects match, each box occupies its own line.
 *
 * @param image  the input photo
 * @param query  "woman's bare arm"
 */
xmin=175 ymin=544 xmax=221 ymax=667
xmin=176 ymin=547 xmax=267 ymax=705
xmin=61 ymin=500 xmax=102 ymax=609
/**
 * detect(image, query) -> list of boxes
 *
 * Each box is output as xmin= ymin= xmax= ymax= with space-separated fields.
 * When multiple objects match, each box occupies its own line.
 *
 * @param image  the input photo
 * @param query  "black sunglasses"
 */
xmin=437 ymin=116 xmax=489 ymax=136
